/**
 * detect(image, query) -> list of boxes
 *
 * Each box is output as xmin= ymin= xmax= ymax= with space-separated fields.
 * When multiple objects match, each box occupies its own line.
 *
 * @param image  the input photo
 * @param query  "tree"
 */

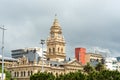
xmin=95 ymin=62 xmax=105 ymax=71
xmin=87 ymin=70 xmax=120 ymax=80
xmin=0 ymin=65 xmax=12 ymax=80
xmin=30 ymin=72 xmax=55 ymax=80
xmin=55 ymin=71 xmax=86 ymax=80
xmin=83 ymin=63 xmax=94 ymax=74
xmin=5 ymin=70 xmax=12 ymax=80
xmin=30 ymin=65 xmax=120 ymax=80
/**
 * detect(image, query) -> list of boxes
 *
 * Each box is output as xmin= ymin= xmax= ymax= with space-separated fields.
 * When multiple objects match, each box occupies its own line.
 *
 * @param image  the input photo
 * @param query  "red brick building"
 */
xmin=75 ymin=48 xmax=86 ymax=65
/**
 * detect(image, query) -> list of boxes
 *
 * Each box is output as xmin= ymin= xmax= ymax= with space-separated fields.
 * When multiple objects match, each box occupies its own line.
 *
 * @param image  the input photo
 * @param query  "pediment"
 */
xmin=67 ymin=59 xmax=82 ymax=66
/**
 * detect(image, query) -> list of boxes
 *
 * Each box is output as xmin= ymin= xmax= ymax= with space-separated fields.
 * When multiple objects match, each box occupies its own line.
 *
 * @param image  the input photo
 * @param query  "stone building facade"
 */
xmin=7 ymin=16 xmax=83 ymax=80
xmin=85 ymin=53 xmax=103 ymax=63
xmin=85 ymin=53 xmax=103 ymax=66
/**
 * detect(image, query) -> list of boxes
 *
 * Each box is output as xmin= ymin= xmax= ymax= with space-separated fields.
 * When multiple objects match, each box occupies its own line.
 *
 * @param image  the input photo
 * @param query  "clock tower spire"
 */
xmin=46 ymin=16 xmax=66 ymax=62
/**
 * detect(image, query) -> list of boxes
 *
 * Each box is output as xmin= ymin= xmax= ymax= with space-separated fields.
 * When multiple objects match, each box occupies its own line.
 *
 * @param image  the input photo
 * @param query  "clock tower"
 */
xmin=46 ymin=16 xmax=66 ymax=62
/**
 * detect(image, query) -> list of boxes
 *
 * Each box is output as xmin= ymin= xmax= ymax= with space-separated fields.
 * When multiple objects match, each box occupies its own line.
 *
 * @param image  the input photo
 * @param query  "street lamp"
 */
xmin=40 ymin=39 xmax=45 ymax=72
xmin=0 ymin=26 xmax=6 ymax=80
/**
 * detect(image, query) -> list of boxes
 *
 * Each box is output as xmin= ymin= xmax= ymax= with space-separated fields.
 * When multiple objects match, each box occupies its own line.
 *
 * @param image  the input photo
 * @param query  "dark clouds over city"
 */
xmin=0 ymin=0 xmax=120 ymax=58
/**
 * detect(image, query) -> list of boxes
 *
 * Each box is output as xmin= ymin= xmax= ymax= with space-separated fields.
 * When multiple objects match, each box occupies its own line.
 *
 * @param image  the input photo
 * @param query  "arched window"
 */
xmin=47 ymin=58 xmax=50 ymax=61
xmin=56 ymin=73 xmax=58 ymax=76
xmin=21 ymin=72 xmax=23 ymax=77
xmin=58 ymin=47 xmax=59 ymax=52
xmin=28 ymin=71 xmax=30 ymax=76
xmin=17 ymin=72 xmax=19 ymax=77
xmin=53 ymin=48 xmax=55 ymax=53
xmin=14 ymin=72 xmax=16 ymax=77
xmin=23 ymin=61 xmax=25 ymax=64
xmin=49 ymin=48 xmax=51 ymax=53
xmin=31 ymin=71 xmax=33 ymax=75
xmin=54 ymin=64 xmax=57 ymax=67
xmin=61 ymin=48 xmax=63 ymax=53
xmin=24 ymin=71 xmax=26 ymax=77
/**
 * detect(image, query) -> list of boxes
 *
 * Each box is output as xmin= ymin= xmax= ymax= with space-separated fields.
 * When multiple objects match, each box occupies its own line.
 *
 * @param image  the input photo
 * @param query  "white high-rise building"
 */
xmin=105 ymin=57 xmax=118 ymax=70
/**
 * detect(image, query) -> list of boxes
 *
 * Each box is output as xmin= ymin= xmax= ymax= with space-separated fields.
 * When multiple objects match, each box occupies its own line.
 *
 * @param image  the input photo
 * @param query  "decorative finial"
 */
xmin=54 ymin=14 xmax=58 ymax=24
xmin=55 ymin=14 xmax=57 ymax=17
xmin=55 ymin=14 xmax=57 ymax=19
xmin=52 ymin=14 xmax=60 ymax=26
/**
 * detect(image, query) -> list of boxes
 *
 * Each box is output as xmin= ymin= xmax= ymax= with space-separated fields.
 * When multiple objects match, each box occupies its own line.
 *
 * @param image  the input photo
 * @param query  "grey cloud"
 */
xmin=0 ymin=0 xmax=120 ymax=58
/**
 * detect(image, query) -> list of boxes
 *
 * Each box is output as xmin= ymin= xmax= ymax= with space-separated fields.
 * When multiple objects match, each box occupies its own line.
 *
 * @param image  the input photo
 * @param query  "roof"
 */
xmin=86 ymin=53 xmax=103 ymax=57
xmin=45 ymin=60 xmax=66 ymax=66
xmin=50 ymin=16 xmax=62 ymax=34
xmin=0 ymin=55 xmax=17 ymax=61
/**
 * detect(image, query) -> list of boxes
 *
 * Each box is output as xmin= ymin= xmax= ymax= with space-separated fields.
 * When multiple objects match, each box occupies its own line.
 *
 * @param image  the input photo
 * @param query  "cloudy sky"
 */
xmin=0 ymin=0 xmax=120 ymax=58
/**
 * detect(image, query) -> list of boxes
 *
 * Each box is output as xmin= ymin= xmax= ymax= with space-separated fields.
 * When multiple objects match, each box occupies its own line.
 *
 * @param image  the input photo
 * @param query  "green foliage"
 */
xmin=60 ymin=71 xmax=86 ymax=80
xmin=30 ymin=71 xmax=86 ymax=80
xmin=30 ymin=72 xmax=55 ymax=80
xmin=0 ymin=65 xmax=2 ymax=72
xmin=0 ymin=65 xmax=12 ymax=80
xmin=87 ymin=70 xmax=120 ymax=80
xmin=30 ymin=63 xmax=120 ymax=80
xmin=95 ymin=62 xmax=105 ymax=71
xmin=83 ymin=63 xmax=94 ymax=74
xmin=5 ymin=70 xmax=12 ymax=80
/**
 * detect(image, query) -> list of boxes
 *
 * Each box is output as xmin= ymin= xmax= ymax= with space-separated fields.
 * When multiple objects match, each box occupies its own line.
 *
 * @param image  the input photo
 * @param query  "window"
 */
xmin=61 ymin=48 xmax=63 ymax=53
xmin=31 ymin=71 xmax=33 ymax=75
xmin=96 ymin=59 xmax=99 ymax=62
xmin=14 ymin=72 xmax=16 ymax=77
xmin=56 ymin=73 xmax=58 ymax=76
xmin=58 ymin=48 xmax=59 ymax=52
xmin=59 ymin=65 xmax=64 ymax=67
xmin=47 ymin=58 xmax=50 ymax=61
xmin=54 ymin=64 xmax=57 ymax=67
xmin=24 ymin=71 xmax=26 ymax=77
xmin=28 ymin=71 xmax=30 ymax=76
xmin=17 ymin=72 xmax=19 ymax=77
xmin=53 ymin=48 xmax=55 ymax=53
xmin=49 ymin=48 xmax=51 ymax=53
xmin=112 ymin=62 xmax=117 ymax=64
xmin=50 ymin=64 xmax=52 ymax=66
xmin=21 ymin=72 xmax=23 ymax=77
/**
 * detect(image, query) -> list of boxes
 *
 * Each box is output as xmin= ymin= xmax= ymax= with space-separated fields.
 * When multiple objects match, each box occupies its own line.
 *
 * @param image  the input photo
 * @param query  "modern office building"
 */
xmin=74 ymin=47 xmax=103 ymax=66
xmin=11 ymin=47 xmax=44 ymax=62
xmin=116 ymin=57 xmax=120 ymax=62
xmin=104 ymin=57 xmax=118 ymax=71
xmin=116 ymin=62 xmax=120 ymax=72
xmin=85 ymin=53 xmax=103 ymax=66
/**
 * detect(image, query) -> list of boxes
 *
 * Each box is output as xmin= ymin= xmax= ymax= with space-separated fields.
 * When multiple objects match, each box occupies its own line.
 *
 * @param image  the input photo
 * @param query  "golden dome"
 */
xmin=50 ymin=16 xmax=62 ymax=34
